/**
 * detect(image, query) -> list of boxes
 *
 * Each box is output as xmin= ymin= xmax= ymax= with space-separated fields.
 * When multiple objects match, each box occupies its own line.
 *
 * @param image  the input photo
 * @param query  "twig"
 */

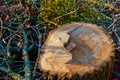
xmin=53 ymin=7 xmax=79 ymax=22
xmin=0 ymin=43 xmax=10 ymax=70
xmin=0 ymin=67 xmax=24 ymax=79
xmin=0 ymin=18 xmax=15 ymax=32
xmin=0 ymin=18 xmax=3 ymax=38
xmin=6 ymin=34 xmax=21 ymax=56
xmin=46 ymin=21 xmax=61 ymax=27
xmin=22 ymin=29 xmax=31 ymax=80
xmin=106 ymin=15 xmax=120 ymax=31
xmin=31 ymin=27 xmax=42 ymax=74
xmin=0 ymin=42 xmax=23 ymax=79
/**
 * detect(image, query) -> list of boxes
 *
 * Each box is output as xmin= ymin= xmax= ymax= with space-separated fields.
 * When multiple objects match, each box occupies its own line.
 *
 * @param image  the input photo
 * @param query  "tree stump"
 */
xmin=39 ymin=22 xmax=114 ymax=77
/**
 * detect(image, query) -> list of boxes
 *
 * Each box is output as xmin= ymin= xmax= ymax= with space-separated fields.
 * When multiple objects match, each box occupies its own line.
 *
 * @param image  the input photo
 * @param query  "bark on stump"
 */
xmin=39 ymin=22 xmax=114 ymax=77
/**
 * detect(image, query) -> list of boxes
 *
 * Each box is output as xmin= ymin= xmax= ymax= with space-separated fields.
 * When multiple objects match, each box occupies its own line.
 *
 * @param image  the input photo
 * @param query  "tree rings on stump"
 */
xmin=39 ymin=22 xmax=114 ymax=77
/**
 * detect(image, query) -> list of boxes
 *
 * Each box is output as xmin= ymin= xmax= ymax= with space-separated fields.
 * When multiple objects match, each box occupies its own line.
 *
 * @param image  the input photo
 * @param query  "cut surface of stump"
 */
xmin=39 ymin=22 xmax=114 ymax=77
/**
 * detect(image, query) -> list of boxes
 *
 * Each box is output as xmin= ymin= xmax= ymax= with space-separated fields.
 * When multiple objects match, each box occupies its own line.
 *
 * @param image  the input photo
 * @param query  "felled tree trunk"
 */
xmin=39 ymin=22 xmax=114 ymax=77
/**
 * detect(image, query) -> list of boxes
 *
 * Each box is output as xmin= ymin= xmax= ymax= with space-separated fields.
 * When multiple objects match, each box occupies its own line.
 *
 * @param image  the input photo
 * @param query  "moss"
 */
xmin=39 ymin=0 xmax=110 ymax=29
